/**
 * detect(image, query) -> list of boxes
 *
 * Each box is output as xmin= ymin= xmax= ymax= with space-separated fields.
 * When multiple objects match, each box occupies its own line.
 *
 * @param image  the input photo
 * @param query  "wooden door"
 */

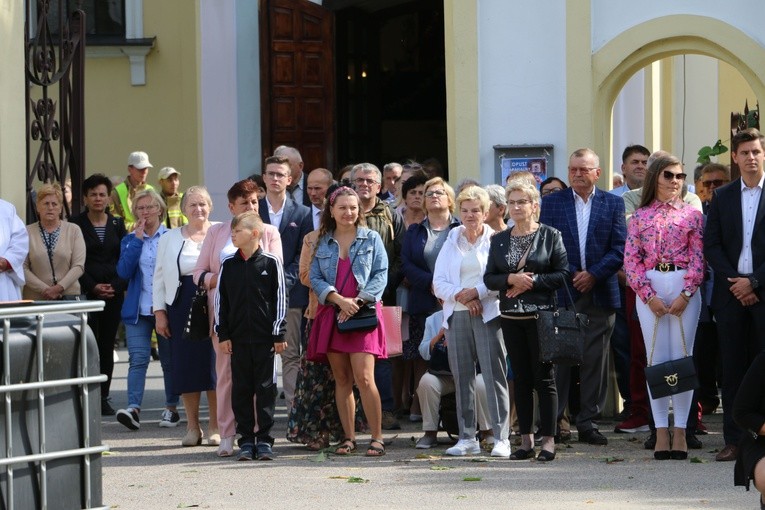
xmin=260 ymin=0 xmax=335 ymax=172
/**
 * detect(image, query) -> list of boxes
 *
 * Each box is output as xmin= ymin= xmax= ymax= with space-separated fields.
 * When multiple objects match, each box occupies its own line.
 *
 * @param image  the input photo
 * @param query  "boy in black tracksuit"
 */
xmin=216 ymin=212 xmax=287 ymax=461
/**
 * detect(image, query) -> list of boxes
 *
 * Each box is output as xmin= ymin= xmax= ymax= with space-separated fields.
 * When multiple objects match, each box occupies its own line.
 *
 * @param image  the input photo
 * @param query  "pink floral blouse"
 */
xmin=624 ymin=198 xmax=704 ymax=303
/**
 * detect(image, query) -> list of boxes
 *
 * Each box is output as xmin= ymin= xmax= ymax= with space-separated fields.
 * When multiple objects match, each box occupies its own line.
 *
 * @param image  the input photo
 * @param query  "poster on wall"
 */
xmin=500 ymin=157 xmax=548 ymax=186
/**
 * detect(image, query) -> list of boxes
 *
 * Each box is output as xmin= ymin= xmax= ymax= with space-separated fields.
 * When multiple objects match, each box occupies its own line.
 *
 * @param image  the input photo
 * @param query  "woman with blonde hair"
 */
xmin=23 ymin=183 xmax=86 ymax=300
xmin=154 ymin=186 xmax=220 ymax=446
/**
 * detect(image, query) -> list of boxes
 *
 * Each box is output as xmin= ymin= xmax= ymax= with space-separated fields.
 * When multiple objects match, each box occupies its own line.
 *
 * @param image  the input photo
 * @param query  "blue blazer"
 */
xmin=539 ymin=187 xmax=626 ymax=309
xmin=259 ymin=196 xmax=313 ymax=308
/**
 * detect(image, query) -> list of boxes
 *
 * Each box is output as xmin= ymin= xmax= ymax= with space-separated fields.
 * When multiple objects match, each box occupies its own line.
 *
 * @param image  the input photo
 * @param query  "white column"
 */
xmin=612 ymin=70 xmax=646 ymax=175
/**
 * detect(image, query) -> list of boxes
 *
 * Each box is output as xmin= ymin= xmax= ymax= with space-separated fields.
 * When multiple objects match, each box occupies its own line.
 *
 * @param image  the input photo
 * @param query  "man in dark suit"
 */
xmin=539 ymin=148 xmax=626 ymax=446
xmin=260 ymin=155 xmax=313 ymax=405
xmin=704 ymin=128 xmax=765 ymax=462
xmin=274 ymin=145 xmax=313 ymax=208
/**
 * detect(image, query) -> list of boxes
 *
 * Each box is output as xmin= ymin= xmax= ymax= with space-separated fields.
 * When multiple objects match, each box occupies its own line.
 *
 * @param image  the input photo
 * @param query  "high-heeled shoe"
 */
xmin=653 ymin=450 xmax=671 ymax=460
xmin=181 ymin=428 xmax=203 ymax=447
xmin=670 ymin=450 xmax=688 ymax=460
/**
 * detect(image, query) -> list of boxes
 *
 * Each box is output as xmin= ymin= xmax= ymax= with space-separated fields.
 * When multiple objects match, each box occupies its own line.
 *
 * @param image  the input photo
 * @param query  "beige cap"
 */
xmin=158 ymin=166 xmax=180 ymax=180
xmin=127 ymin=151 xmax=153 ymax=170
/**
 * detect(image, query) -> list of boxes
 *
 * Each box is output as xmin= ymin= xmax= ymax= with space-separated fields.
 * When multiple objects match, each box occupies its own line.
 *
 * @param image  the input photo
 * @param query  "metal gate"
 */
xmin=0 ymin=301 xmax=107 ymax=510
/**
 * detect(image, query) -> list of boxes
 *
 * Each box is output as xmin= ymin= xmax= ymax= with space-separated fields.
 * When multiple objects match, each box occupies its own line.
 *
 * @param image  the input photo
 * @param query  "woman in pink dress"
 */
xmin=193 ymin=179 xmax=282 ymax=457
xmin=309 ymin=187 xmax=389 ymax=456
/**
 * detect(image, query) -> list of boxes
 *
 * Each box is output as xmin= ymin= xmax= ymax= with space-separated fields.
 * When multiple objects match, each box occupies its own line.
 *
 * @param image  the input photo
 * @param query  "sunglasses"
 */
xmin=702 ymin=179 xmax=728 ymax=188
xmin=662 ymin=170 xmax=687 ymax=181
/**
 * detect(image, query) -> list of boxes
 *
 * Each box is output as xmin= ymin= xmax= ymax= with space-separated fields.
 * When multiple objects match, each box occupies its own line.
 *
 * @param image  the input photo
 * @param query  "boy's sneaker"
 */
xmin=237 ymin=443 xmax=254 ymax=461
xmin=159 ymin=409 xmax=180 ymax=428
xmin=256 ymin=442 xmax=274 ymax=461
xmin=444 ymin=438 xmax=481 ymax=456
xmin=116 ymin=408 xmax=140 ymax=431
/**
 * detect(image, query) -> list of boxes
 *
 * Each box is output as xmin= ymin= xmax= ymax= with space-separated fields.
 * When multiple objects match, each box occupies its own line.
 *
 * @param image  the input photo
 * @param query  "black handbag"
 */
xmin=536 ymin=284 xmax=588 ymax=365
xmin=428 ymin=339 xmax=452 ymax=376
xmin=337 ymin=302 xmax=378 ymax=332
xmin=183 ymin=271 xmax=210 ymax=341
xmin=644 ymin=316 xmax=699 ymax=399
xmin=334 ymin=240 xmax=379 ymax=333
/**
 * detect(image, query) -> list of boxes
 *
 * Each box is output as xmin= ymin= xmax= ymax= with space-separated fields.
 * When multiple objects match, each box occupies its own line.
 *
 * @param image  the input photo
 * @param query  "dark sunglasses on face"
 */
xmin=662 ymin=170 xmax=687 ymax=181
xmin=702 ymin=179 xmax=728 ymax=188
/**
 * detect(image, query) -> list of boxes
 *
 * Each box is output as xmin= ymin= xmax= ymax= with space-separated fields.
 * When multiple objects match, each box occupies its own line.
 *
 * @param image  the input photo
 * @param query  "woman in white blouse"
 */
xmin=433 ymin=186 xmax=511 ymax=458
xmin=153 ymin=186 xmax=219 ymax=447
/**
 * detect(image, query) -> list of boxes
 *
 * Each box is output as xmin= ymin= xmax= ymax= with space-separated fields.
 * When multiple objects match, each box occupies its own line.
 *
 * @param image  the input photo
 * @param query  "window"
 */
xmin=46 ymin=0 xmax=126 ymax=42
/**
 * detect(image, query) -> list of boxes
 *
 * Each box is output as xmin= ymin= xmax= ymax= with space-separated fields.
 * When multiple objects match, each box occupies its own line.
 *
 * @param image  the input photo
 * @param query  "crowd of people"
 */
xmin=3 ymin=132 xmax=765 ymax=502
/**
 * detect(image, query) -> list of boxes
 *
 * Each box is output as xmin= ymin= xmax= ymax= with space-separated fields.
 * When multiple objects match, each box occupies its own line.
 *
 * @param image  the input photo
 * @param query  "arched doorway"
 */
xmin=591 ymin=15 xmax=765 ymax=180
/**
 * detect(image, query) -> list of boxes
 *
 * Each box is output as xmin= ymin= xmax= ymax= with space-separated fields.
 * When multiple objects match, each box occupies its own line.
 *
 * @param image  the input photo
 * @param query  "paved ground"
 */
xmin=101 ymin=351 xmax=755 ymax=509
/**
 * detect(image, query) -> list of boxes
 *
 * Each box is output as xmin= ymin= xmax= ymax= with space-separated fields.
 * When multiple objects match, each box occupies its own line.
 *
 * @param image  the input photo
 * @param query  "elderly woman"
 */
xmin=71 ymin=174 xmax=128 ymax=416
xmin=23 ymin=183 xmax=86 ymax=301
xmin=401 ymin=177 xmax=460 ymax=421
xmin=485 ymin=184 xmax=508 ymax=233
xmin=309 ymin=186 xmax=389 ymax=457
xmin=194 ymin=179 xmax=282 ymax=457
xmin=433 ymin=186 xmax=511 ymax=458
xmin=624 ymin=155 xmax=704 ymax=460
xmin=484 ymin=181 xmax=569 ymax=461
xmin=115 ymin=189 xmax=180 ymax=431
xmin=153 ymin=186 xmax=219 ymax=447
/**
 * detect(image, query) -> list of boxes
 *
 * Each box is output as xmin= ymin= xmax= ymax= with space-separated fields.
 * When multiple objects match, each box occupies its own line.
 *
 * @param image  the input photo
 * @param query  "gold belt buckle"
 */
xmin=657 ymin=262 xmax=670 ymax=273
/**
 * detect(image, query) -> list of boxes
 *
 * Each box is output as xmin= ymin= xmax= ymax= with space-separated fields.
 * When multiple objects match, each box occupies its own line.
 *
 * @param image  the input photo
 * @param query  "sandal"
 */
xmin=306 ymin=435 xmax=330 ymax=452
xmin=334 ymin=438 xmax=357 ymax=455
xmin=366 ymin=438 xmax=386 ymax=457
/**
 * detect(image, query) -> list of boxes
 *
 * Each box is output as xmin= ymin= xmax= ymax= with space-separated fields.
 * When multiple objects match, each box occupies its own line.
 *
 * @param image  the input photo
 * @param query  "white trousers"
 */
xmin=635 ymin=269 xmax=701 ymax=429
xmin=416 ymin=372 xmax=490 ymax=432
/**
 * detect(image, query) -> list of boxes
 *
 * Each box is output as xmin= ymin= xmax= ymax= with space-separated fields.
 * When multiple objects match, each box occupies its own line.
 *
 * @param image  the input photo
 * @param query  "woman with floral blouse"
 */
xmin=624 ymin=154 xmax=704 ymax=461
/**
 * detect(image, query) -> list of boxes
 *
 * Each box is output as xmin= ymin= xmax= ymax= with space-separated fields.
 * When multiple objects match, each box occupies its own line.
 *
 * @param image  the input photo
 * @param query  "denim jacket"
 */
xmin=310 ymin=227 xmax=389 ymax=305
xmin=117 ymin=225 xmax=167 ymax=325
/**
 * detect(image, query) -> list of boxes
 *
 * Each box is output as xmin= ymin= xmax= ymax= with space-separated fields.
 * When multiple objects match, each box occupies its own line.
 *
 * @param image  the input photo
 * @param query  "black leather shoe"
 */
xmin=537 ymin=450 xmax=556 ymax=462
xmin=644 ymin=431 xmax=657 ymax=450
xmin=686 ymin=433 xmax=702 ymax=450
xmin=578 ymin=428 xmax=608 ymax=445
xmin=101 ymin=398 xmax=116 ymax=416
xmin=509 ymin=448 xmax=535 ymax=460
xmin=653 ymin=450 xmax=671 ymax=460
xmin=670 ymin=450 xmax=688 ymax=460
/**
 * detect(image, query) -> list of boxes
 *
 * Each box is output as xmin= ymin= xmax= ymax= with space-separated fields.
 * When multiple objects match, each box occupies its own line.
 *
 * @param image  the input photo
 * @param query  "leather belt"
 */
xmin=654 ymin=263 xmax=683 ymax=272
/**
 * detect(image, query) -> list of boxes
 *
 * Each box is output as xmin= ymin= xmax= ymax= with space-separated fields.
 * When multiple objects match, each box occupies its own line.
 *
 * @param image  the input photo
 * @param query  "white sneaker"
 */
xmin=444 ymin=438 xmax=481 ymax=456
xmin=490 ymin=438 xmax=512 ymax=458
xmin=217 ymin=436 xmax=235 ymax=457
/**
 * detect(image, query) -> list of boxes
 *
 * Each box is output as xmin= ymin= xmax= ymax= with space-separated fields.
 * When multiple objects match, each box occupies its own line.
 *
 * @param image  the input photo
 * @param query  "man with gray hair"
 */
xmin=274 ymin=145 xmax=312 ymax=208
xmin=351 ymin=162 xmax=406 ymax=429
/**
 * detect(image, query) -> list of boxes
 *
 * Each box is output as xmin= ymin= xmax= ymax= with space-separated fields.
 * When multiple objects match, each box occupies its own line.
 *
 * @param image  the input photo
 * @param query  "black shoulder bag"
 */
xmin=644 ymin=316 xmax=698 ymax=399
xmin=536 ymin=283 xmax=589 ymax=365
xmin=335 ymin=240 xmax=378 ymax=333
xmin=183 ymin=271 xmax=210 ymax=341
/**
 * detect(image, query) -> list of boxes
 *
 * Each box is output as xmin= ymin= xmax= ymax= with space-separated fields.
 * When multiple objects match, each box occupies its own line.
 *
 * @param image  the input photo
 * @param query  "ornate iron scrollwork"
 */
xmin=25 ymin=0 xmax=85 ymax=222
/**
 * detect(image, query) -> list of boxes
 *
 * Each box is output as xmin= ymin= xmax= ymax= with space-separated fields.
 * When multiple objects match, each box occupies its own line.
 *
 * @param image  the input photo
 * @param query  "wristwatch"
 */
xmin=682 ymin=290 xmax=693 ymax=299
xmin=748 ymin=275 xmax=760 ymax=290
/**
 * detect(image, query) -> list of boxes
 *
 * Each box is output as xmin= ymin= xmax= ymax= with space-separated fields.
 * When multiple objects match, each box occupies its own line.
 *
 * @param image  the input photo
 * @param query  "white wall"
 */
xmin=672 ymin=55 xmax=718 ymax=174
xmin=477 ymin=1 xmax=568 ymax=184
xmin=612 ymin=70 xmax=646 ymax=175
xmin=592 ymin=0 xmax=765 ymax=52
xmin=200 ymin=0 xmax=240 ymax=221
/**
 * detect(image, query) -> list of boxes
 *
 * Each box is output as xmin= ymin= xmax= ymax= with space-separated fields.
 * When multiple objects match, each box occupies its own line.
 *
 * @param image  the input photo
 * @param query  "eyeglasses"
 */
xmin=354 ymin=177 xmax=380 ymax=186
xmin=135 ymin=204 xmax=159 ymax=212
xmin=569 ymin=167 xmax=598 ymax=174
xmin=507 ymin=199 xmax=532 ymax=207
xmin=702 ymin=179 xmax=729 ymax=188
xmin=265 ymin=171 xmax=289 ymax=180
xmin=425 ymin=189 xmax=446 ymax=198
xmin=662 ymin=170 xmax=687 ymax=181
xmin=541 ymin=187 xmax=563 ymax=196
